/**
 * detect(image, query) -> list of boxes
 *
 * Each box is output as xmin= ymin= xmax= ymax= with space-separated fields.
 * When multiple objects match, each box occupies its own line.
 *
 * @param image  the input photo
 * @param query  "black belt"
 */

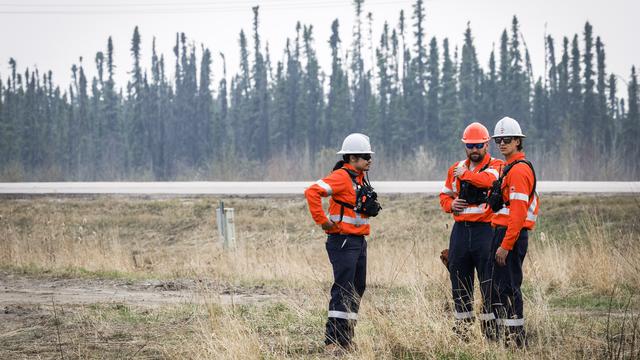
xmin=329 ymin=233 xmax=365 ymax=238
xmin=493 ymin=225 xmax=529 ymax=232
xmin=456 ymin=221 xmax=491 ymax=227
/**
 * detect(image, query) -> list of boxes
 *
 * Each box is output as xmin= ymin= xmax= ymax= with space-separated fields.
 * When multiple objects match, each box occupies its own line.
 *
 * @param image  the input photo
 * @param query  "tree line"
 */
xmin=0 ymin=0 xmax=638 ymax=181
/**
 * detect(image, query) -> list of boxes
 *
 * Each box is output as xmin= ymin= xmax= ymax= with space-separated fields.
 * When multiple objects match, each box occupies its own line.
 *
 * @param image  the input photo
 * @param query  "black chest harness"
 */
xmin=487 ymin=159 xmax=537 ymax=212
xmin=458 ymin=160 xmax=491 ymax=205
xmin=333 ymin=168 xmax=382 ymax=223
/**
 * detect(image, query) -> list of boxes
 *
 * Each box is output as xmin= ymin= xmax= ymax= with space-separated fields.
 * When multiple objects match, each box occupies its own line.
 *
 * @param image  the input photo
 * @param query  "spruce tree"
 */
xmin=285 ymin=32 xmax=303 ymax=151
xmin=508 ymin=16 xmax=529 ymax=124
xmin=582 ymin=22 xmax=597 ymax=154
xmin=625 ymin=67 xmax=639 ymax=170
xmin=439 ymin=38 xmax=461 ymax=157
xmin=0 ymin=77 xmax=6 ymax=167
xmin=251 ymin=6 xmax=270 ymax=161
xmin=388 ymin=23 xmax=407 ymax=153
xmin=93 ymin=51 xmax=106 ymax=175
xmin=557 ymin=37 xmax=570 ymax=124
xmin=545 ymin=35 xmax=560 ymax=151
xmin=397 ymin=10 xmax=414 ymax=152
xmin=69 ymin=64 xmax=80 ymax=174
xmin=213 ymin=52 xmax=229 ymax=162
xmin=233 ymin=30 xmax=251 ymax=157
xmin=497 ymin=29 xmax=510 ymax=117
xmin=22 ymin=68 xmax=37 ymax=170
xmin=480 ymin=48 xmax=499 ymax=127
xmin=271 ymin=59 xmax=287 ymax=155
xmin=595 ymin=36 xmax=610 ymax=151
xmin=412 ymin=0 xmax=427 ymax=142
xmin=459 ymin=22 xmax=480 ymax=124
xmin=128 ymin=26 xmax=147 ymax=173
xmin=326 ymin=19 xmax=351 ymax=147
xmin=302 ymin=24 xmax=323 ymax=159
xmin=351 ymin=0 xmax=367 ymax=131
xmin=151 ymin=39 xmax=170 ymax=179
xmin=546 ymin=35 xmax=558 ymax=94
xmin=426 ymin=36 xmax=440 ymax=144
xmin=531 ymin=77 xmax=549 ymax=147
xmin=198 ymin=47 xmax=213 ymax=165
xmin=569 ymin=34 xmax=583 ymax=141
xmin=103 ymin=36 xmax=122 ymax=178
xmin=608 ymin=74 xmax=618 ymax=138
xmin=374 ymin=22 xmax=392 ymax=149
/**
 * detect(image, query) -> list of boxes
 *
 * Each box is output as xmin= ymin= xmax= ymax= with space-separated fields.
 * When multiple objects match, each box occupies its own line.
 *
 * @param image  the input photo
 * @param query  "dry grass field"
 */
xmin=0 ymin=194 xmax=639 ymax=359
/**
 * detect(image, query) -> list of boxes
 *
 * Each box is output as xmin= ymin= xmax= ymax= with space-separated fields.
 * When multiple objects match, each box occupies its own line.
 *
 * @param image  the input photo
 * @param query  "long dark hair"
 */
xmin=332 ymin=155 xmax=352 ymax=170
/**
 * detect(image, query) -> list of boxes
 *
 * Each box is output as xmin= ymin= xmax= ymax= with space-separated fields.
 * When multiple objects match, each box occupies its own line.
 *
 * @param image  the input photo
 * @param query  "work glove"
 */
xmin=440 ymin=248 xmax=449 ymax=269
xmin=453 ymin=163 xmax=467 ymax=178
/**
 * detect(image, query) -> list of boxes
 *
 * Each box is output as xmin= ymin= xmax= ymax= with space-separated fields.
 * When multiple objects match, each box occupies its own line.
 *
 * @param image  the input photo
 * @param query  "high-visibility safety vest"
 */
xmin=439 ymin=154 xmax=504 ymax=223
xmin=491 ymin=152 xmax=540 ymax=251
xmin=304 ymin=163 xmax=370 ymax=236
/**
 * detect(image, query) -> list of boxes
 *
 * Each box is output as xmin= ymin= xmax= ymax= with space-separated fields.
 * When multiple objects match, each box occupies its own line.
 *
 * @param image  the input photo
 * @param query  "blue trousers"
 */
xmin=324 ymin=234 xmax=367 ymax=346
xmin=448 ymin=221 xmax=495 ymax=328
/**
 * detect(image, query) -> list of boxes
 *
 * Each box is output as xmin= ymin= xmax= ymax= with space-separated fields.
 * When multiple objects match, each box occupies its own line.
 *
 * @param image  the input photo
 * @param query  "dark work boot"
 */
xmin=504 ymin=325 xmax=527 ymax=349
xmin=481 ymin=319 xmax=498 ymax=341
xmin=453 ymin=319 xmax=474 ymax=342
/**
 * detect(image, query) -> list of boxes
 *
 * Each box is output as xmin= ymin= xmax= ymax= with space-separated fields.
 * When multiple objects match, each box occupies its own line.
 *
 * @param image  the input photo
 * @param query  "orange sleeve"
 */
xmin=458 ymin=160 xmax=502 ymax=188
xmin=439 ymin=166 xmax=455 ymax=213
xmin=501 ymin=165 xmax=533 ymax=250
xmin=304 ymin=170 xmax=349 ymax=225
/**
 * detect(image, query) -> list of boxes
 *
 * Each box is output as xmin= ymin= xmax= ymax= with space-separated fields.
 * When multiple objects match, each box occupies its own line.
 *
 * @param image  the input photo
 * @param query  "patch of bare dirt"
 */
xmin=0 ymin=272 xmax=276 ymax=308
xmin=0 ymin=271 xmax=283 ymax=359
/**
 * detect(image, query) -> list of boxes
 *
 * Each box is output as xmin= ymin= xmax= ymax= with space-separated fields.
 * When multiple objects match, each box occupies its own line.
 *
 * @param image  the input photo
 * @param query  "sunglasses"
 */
xmin=465 ymin=143 xmax=485 ymax=150
xmin=494 ymin=137 xmax=514 ymax=145
xmin=356 ymin=154 xmax=372 ymax=161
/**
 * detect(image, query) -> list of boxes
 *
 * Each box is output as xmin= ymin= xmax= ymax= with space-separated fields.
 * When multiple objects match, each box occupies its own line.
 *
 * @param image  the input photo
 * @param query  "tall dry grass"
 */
xmin=1 ymin=195 xmax=639 ymax=358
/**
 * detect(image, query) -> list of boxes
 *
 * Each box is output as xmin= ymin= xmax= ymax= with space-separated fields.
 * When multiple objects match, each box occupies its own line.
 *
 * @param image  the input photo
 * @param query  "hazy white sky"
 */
xmin=0 ymin=0 xmax=638 ymax=91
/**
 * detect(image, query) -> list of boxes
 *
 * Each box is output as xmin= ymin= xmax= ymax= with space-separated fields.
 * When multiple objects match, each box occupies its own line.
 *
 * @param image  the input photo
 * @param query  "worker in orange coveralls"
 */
xmin=487 ymin=116 xmax=539 ymax=348
xmin=439 ymin=122 xmax=504 ymax=340
xmin=304 ymin=133 xmax=380 ymax=352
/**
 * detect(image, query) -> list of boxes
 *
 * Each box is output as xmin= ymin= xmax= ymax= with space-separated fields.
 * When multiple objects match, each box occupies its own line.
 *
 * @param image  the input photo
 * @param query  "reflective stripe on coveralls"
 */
xmin=328 ymin=311 xmax=358 ymax=320
xmin=304 ymin=163 xmax=370 ymax=236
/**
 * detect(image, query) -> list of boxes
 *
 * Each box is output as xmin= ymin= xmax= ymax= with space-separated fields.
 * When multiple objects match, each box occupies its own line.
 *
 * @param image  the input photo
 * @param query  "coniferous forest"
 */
xmin=0 ymin=1 xmax=638 ymax=181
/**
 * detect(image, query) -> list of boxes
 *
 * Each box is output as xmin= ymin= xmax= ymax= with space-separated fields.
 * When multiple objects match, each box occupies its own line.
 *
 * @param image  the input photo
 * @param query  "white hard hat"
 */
xmin=337 ymin=133 xmax=374 ymax=154
xmin=492 ymin=116 xmax=526 ymax=138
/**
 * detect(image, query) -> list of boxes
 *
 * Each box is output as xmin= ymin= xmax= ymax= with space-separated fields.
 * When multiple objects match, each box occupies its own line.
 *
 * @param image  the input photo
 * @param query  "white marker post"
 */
xmin=216 ymin=201 xmax=236 ymax=250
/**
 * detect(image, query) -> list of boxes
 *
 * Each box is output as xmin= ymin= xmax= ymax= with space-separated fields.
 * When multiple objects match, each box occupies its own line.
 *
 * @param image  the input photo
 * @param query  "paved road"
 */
xmin=1 ymin=181 xmax=639 ymax=195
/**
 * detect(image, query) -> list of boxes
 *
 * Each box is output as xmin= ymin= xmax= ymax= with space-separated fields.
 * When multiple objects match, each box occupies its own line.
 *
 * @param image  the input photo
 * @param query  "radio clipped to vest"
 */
xmin=334 ymin=168 xmax=382 ymax=223
xmin=487 ymin=159 xmax=537 ymax=212
xmin=458 ymin=162 xmax=490 ymax=205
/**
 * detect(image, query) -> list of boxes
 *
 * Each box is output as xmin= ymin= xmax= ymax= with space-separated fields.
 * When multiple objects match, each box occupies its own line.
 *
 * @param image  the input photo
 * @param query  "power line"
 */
xmin=1 ymin=0 xmax=347 ymax=4
xmin=0 ymin=0 xmax=414 ymax=14
xmin=0 ymin=0 xmax=416 ymax=6
xmin=1 ymin=0 xmax=367 ymax=6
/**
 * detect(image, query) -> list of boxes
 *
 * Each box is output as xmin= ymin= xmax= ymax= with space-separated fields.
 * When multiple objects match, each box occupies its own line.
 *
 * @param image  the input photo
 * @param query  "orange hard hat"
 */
xmin=461 ymin=122 xmax=490 ymax=143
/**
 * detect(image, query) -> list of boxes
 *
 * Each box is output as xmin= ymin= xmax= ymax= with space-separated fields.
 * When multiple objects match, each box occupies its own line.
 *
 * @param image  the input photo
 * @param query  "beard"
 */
xmin=468 ymin=152 xmax=484 ymax=162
